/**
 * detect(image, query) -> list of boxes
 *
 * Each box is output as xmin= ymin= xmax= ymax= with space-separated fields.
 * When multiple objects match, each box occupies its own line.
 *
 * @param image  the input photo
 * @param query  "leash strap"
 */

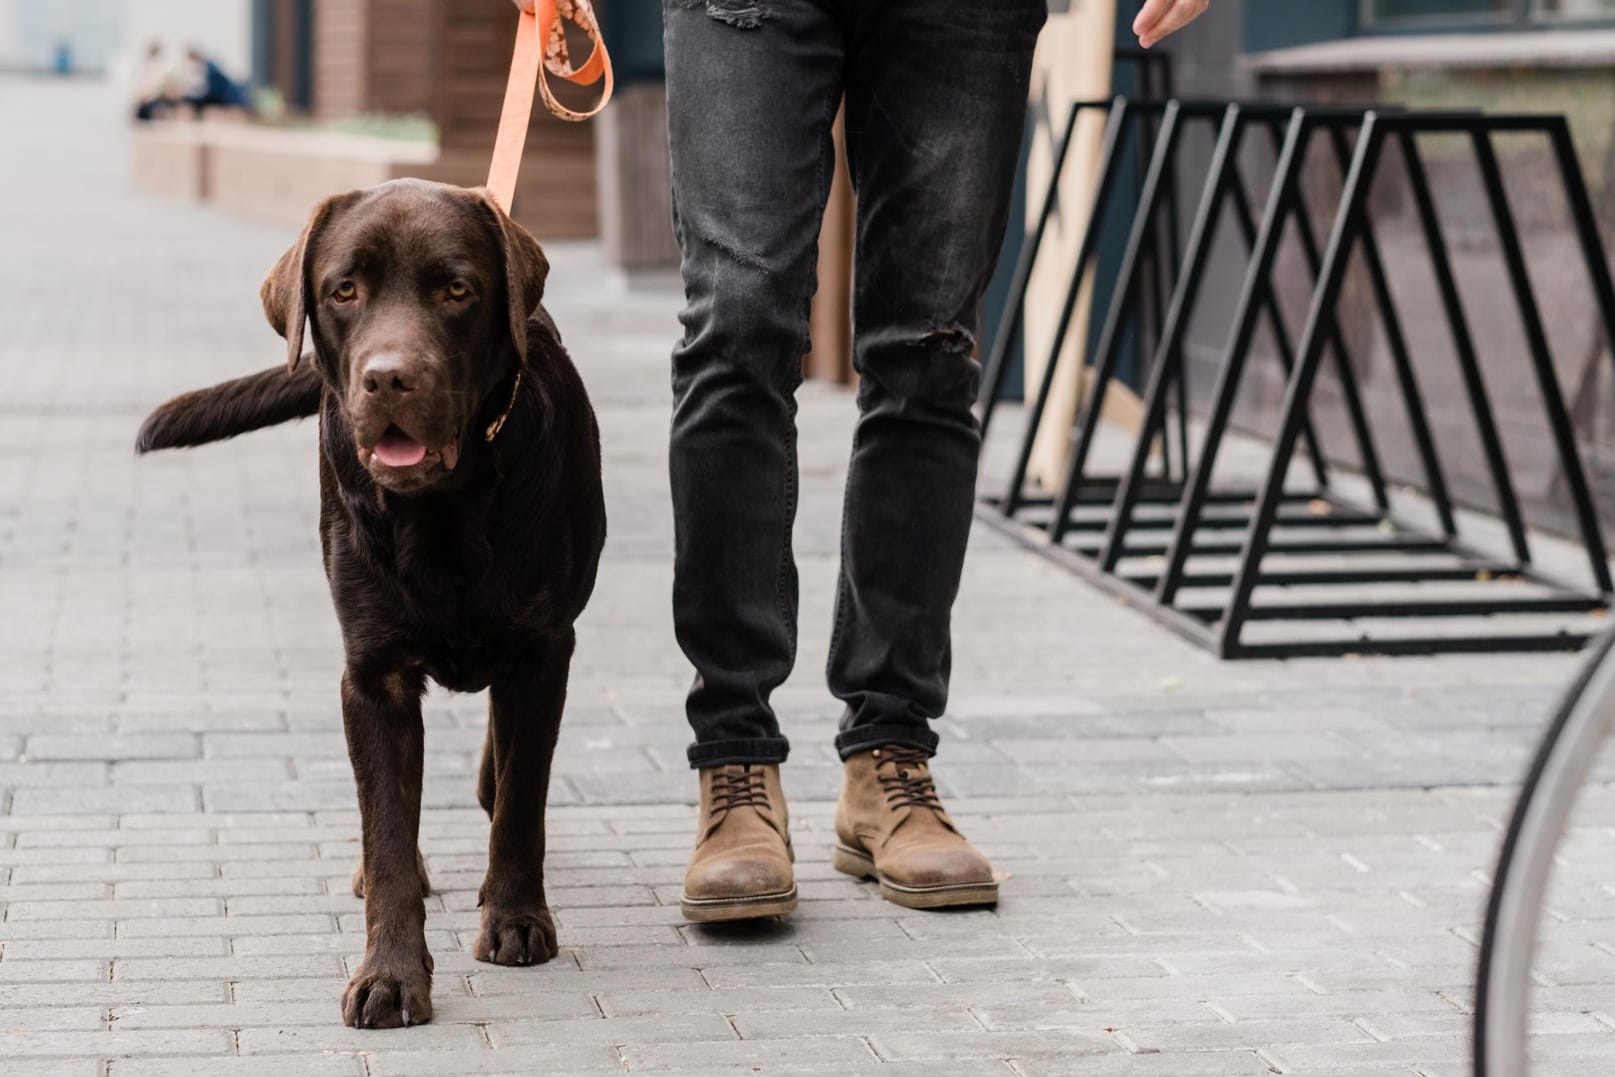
xmin=486 ymin=0 xmax=614 ymax=214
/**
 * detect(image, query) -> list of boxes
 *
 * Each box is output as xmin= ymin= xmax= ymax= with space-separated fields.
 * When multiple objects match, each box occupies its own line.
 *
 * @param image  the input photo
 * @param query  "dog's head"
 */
xmin=261 ymin=179 xmax=548 ymax=495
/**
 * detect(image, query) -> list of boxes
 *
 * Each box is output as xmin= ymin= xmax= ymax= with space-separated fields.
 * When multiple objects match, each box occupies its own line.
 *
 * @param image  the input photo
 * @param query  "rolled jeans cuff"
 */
xmin=835 ymin=722 xmax=939 ymax=761
xmin=686 ymin=735 xmax=792 ymax=769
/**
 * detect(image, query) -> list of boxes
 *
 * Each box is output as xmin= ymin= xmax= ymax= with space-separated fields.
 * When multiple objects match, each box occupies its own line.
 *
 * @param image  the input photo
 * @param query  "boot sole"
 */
xmin=832 ymin=843 xmax=998 ymax=909
xmin=680 ymin=886 xmax=798 ymax=923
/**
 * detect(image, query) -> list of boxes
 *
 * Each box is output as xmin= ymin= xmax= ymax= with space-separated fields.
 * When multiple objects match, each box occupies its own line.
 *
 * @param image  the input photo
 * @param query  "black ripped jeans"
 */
xmin=665 ymin=0 xmax=1046 ymax=768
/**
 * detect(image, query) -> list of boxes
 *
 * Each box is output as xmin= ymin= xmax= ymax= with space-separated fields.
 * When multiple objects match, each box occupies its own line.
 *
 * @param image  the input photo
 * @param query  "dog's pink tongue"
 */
xmin=374 ymin=429 xmax=427 ymax=468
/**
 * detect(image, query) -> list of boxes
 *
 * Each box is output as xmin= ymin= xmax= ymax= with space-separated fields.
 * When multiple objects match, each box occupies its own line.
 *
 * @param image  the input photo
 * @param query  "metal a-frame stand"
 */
xmin=978 ymin=102 xmax=1615 ymax=658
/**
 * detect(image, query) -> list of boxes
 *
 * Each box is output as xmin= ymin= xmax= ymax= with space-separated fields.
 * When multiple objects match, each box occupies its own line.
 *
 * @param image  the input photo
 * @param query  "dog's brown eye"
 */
xmin=332 ymin=281 xmax=357 ymax=303
xmin=446 ymin=281 xmax=471 ymax=302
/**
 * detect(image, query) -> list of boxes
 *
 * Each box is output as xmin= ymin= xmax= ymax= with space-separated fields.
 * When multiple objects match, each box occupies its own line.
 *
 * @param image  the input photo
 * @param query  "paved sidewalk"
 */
xmin=2 ymin=78 xmax=1613 ymax=1076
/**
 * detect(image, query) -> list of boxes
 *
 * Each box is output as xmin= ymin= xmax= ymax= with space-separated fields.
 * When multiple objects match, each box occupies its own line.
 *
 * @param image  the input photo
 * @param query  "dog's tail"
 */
xmin=136 ymin=361 xmax=323 ymax=453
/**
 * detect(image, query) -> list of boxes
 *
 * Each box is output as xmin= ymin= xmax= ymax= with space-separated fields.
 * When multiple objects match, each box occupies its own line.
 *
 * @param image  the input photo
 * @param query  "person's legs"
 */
xmin=665 ymin=0 xmax=846 ymax=769
xmin=665 ymin=0 xmax=849 ymax=922
xmin=828 ymin=0 xmax=1043 ymax=911
xmin=829 ymin=0 xmax=1045 ymax=758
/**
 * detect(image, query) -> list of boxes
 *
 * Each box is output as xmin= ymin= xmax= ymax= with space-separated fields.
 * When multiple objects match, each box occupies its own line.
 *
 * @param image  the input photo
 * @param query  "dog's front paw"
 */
xmin=474 ymin=904 xmax=558 ymax=966
xmin=342 ymin=954 xmax=434 ymax=1029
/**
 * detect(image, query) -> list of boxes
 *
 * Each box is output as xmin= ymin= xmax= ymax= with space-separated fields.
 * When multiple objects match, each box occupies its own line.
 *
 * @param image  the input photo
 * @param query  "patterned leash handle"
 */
xmin=486 ymin=0 xmax=614 ymax=214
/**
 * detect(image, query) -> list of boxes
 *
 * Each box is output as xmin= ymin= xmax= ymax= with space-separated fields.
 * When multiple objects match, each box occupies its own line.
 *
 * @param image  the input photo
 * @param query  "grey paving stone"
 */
xmin=733 ymin=1006 xmax=981 ymax=1039
xmin=230 ymin=932 xmax=454 ymax=958
xmin=704 ymin=960 xmax=941 ymax=990
xmin=116 ymin=915 xmax=337 ymax=938
xmin=1015 ymin=1052 xmax=1280 ymax=1077
xmin=623 ymin=1066 xmax=993 ymax=1077
xmin=112 ymin=760 xmax=293 ymax=785
xmin=0 ymin=762 xmax=111 ymax=787
xmin=7 ymin=897 xmax=221 ymax=920
xmin=109 ymin=1002 xmax=338 ymax=1030
xmin=615 ymin=1036 xmax=879 ymax=1072
xmin=115 ymin=877 xmax=323 ymax=899
xmin=109 ymin=1059 xmax=364 ymax=1077
xmin=467 ymin=964 xmax=708 ymax=997
xmin=364 ymin=1044 xmax=622 ymax=1076
xmin=10 ymin=786 xmax=200 ymax=815
xmin=597 ymin=985 xmax=838 ymax=1018
xmin=0 ymin=960 xmax=111 ymax=983
xmin=227 ymin=978 xmax=352 ymax=1005
xmin=5 ymin=937 xmax=230 ymax=961
xmin=0 ymin=982 xmax=229 ymax=1008
xmin=237 ymin=1023 xmax=487 ymax=1054
xmin=0 ymin=880 xmax=112 ymax=900
xmin=12 ymin=862 xmax=214 ymax=884
xmin=0 ymin=1029 xmax=231 ymax=1057
xmin=19 ymin=828 xmax=213 ymax=849
xmin=201 ymin=782 xmax=360 ymax=813
xmin=0 ymin=1007 xmax=105 ymax=1032
xmin=869 ymin=1029 xmax=1119 ymax=1062
xmin=115 ymin=711 xmax=290 ymax=735
xmin=0 ymin=1062 xmax=105 ymax=1077
xmin=113 ymin=956 xmax=345 ymax=981
xmin=25 ymin=734 xmax=199 ymax=762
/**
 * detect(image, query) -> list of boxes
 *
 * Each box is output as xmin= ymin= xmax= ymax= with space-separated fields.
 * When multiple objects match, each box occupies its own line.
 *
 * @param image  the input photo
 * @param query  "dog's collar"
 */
xmin=484 ymin=369 xmax=523 ymax=443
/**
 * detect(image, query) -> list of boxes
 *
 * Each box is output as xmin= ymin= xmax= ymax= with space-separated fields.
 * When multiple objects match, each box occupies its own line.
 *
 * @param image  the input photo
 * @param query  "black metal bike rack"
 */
xmin=977 ymin=101 xmax=1615 ymax=658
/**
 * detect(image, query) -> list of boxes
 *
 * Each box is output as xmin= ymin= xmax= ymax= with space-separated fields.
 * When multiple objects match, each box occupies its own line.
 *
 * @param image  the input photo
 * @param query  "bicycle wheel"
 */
xmin=1474 ymin=621 xmax=1615 ymax=1077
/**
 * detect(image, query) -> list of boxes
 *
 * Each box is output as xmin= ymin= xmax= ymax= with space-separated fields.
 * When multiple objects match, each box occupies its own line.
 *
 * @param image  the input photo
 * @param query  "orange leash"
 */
xmin=486 ymin=0 xmax=614 ymax=214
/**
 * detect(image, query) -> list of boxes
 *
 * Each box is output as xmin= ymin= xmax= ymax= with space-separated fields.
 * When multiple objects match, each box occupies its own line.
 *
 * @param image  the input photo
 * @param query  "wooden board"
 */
xmin=595 ymin=81 xmax=680 ymax=270
xmin=1022 ymin=0 xmax=1117 ymax=490
xmin=806 ymin=105 xmax=855 ymax=383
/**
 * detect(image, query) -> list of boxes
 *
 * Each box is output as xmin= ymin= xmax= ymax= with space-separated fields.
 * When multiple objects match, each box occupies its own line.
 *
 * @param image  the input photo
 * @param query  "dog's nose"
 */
xmin=360 ymin=354 xmax=420 ymax=397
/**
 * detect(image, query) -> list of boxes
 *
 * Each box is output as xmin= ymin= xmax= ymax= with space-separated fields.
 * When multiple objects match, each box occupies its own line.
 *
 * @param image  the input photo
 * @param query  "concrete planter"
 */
xmin=128 ymin=119 xmax=600 ymax=238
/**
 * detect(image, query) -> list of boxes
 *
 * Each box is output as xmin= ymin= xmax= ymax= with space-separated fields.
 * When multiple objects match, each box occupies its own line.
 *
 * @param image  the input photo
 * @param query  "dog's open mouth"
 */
xmin=359 ymin=425 xmax=461 ymax=474
xmin=375 ymin=426 xmax=427 ymax=468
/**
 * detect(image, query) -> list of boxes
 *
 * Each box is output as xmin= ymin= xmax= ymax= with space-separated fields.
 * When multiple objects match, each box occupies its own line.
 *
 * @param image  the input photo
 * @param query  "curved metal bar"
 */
xmin=1475 ymin=624 xmax=1615 ymax=1077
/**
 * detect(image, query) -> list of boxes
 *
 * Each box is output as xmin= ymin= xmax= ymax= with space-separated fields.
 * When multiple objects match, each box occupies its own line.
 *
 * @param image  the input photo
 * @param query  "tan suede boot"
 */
xmin=834 ymin=746 xmax=997 ymax=909
xmin=681 ymin=763 xmax=797 ymax=922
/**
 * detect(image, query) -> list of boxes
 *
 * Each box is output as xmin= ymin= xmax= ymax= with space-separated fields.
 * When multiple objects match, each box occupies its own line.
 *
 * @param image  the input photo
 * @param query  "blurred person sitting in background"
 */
xmin=132 ymin=41 xmax=184 ymax=121
xmin=180 ymin=46 xmax=255 ymax=118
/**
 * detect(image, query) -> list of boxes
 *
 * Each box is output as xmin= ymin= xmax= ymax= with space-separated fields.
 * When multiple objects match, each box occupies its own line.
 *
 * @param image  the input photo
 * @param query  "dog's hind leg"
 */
xmin=475 ymin=630 xmax=572 ymax=967
xmin=477 ymin=721 xmax=497 ymax=818
xmin=338 ymin=664 xmax=435 ymax=1029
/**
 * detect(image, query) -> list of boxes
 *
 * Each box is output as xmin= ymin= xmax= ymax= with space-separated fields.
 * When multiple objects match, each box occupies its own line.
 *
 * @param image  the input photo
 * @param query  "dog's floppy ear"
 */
xmin=260 ymin=194 xmax=345 ymax=372
xmin=473 ymin=189 xmax=550 ymax=363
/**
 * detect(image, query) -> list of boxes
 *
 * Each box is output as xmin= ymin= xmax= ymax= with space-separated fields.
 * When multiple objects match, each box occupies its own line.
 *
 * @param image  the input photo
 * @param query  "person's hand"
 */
xmin=512 ymin=0 xmax=535 ymax=11
xmin=1133 ymin=0 xmax=1210 ymax=49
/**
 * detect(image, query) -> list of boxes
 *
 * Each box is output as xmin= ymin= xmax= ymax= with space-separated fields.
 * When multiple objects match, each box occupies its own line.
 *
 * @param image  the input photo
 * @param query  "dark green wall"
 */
xmin=601 ymin=0 xmax=667 ymax=83
xmin=1242 ymin=0 xmax=1357 ymax=53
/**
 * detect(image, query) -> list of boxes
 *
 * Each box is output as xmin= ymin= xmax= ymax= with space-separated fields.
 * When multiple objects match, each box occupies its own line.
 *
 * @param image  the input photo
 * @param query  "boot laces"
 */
xmin=876 ymin=747 xmax=945 ymax=812
xmin=710 ymin=765 xmax=770 ymax=817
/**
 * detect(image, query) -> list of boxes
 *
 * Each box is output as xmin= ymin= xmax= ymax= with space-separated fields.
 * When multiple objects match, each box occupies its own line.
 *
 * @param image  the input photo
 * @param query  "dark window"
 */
xmin=1365 ymin=0 xmax=1615 ymax=25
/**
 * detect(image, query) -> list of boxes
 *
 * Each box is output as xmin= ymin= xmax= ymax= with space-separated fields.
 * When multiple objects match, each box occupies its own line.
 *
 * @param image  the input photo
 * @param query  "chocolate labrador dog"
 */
xmin=137 ymin=179 xmax=606 ymax=1029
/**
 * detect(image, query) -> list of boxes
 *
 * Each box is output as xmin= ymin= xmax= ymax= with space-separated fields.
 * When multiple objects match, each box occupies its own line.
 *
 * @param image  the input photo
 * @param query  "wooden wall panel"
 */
xmin=431 ymin=0 xmax=599 ymax=238
xmin=367 ymin=0 xmax=437 ymax=115
xmin=313 ymin=0 xmax=365 ymax=119
xmin=1022 ymin=0 xmax=1117 ymax=489
xmin=314 ymin=0 xmax=435 ymax=117
xmin=595 ymin=81 xmax=679 ymax=270
xmin=307 ymin=0 xmax=599 ymax=237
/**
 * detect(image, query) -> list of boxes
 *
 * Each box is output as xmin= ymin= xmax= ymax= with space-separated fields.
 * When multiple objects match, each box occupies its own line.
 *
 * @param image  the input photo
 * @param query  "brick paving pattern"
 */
xmin=1 ymin=78 xmax=1613 ymax=1075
